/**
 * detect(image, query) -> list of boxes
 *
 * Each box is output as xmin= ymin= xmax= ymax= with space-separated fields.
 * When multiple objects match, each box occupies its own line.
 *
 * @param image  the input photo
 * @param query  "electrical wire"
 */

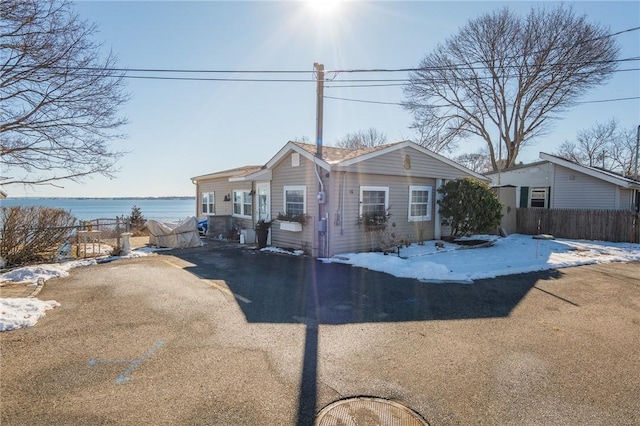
xmin=324 ymin=95 xmax=640 ymax=107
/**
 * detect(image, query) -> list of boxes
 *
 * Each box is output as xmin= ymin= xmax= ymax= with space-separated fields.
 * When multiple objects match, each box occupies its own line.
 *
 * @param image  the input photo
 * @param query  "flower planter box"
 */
xmin=279 ymin=221 xmax=303 ymax=232
xmin=365 ymin=224 xmax=387 ymax=232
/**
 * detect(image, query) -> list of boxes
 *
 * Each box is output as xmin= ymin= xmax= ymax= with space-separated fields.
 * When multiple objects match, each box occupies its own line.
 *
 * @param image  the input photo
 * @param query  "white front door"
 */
xmin=256 ymin=182 xmax=271 ymax=221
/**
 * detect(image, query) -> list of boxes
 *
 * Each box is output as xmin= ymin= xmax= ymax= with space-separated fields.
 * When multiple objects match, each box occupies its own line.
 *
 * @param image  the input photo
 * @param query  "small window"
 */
xmin=284 ymin=186 xmax=306 ymax=216
xmin=291 ymin=153 xmax=300 ymax=167
xmin=408 ymin=185 xmax=432 ymax=221
xmin=201 ymin=192 xmax=214 ymax=215
xmin=530 ymin=187 xmax=548 ymax=208
xmin=359 ymin=186 xmax=389 ymax=217
xmin=232 ymin=190 xmax=252 ymax=218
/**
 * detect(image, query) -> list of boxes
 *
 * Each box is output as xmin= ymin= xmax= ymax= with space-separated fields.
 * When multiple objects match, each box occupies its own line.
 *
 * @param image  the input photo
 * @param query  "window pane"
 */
xmin=233 ymin=192 xmax=242 ymax=215
xmin=285 ymin=189 xmax=304 ymax=216
xmin=409 ymin=187 xmax=431 ymax=220
xmin=412 ymin=191 xmax=429 ymax=203
xmin=411 ymin=204 xmax=427 ymax=216
xmin=243 ymin=192 xmax=252 ymax=215
xmin=531 ymin=199 xmax=545 ymax=208
xmin=362 ymin=190 xmax=386 ymax=216
xmin=362 ymin=190 xmax=385 ymax=205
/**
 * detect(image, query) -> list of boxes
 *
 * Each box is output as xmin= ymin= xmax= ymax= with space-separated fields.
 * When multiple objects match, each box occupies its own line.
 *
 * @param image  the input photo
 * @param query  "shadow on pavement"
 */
xmin=163 ymin=243 xmax=562 ymax=324
xmin=162 ymin=243 xmax=562 ymax=425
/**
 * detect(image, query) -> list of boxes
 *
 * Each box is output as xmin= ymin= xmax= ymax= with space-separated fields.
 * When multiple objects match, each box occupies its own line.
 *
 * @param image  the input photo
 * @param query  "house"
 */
xmin=192 ymin=140 xmax=488 ymax=257
xmin=485 ymin=152 xmax=640 ymax=211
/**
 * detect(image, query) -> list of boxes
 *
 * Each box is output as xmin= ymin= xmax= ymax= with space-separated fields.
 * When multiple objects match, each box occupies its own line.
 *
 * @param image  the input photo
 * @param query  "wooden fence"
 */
xmin=517 ymin=208 xmax=640 ymax=243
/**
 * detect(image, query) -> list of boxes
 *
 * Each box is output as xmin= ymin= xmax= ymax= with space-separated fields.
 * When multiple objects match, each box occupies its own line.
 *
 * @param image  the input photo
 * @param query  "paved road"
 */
xmin=1 ymin=243 xmax=639 ymax=425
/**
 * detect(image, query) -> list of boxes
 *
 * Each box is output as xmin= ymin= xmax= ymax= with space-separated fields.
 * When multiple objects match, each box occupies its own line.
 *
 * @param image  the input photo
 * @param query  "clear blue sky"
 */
xmin=9 ymin=0 xmax=640 ymax=198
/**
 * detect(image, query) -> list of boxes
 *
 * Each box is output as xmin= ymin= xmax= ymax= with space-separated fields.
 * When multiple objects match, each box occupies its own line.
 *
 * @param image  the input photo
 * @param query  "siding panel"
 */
xmin=329 ymin=172 xmax=437 ymax=255
xmin=553 ymin=165 xmax=616 ymax=209
xmin=338 ymin=147 xmax=475 ymax=180
xmin=270 ymin=153 xmax=318 ymax=253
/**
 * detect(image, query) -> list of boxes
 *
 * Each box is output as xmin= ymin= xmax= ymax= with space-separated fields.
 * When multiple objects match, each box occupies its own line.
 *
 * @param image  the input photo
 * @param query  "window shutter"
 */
xmin=520 ymin=187 xmax=529 ymax=208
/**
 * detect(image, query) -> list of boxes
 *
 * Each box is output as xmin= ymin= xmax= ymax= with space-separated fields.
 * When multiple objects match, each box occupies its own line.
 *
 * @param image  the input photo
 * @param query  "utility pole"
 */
xmin=314 ymin=63 xmax=324 ymax=159
xmin=313 ymin=63 xmax=326 ymax=257
xmin=635 ymin=124 xmax=639 ymax=180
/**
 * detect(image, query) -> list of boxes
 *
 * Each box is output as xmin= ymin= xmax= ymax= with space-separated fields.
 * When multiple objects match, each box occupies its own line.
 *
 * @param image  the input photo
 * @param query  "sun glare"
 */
xmin=307 ymin=0 xmax=343 ymax=17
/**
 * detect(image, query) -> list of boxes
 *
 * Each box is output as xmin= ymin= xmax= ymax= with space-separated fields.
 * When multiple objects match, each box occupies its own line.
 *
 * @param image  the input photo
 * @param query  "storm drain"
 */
xmin=315 ymin=396 xmax=429 ymax=426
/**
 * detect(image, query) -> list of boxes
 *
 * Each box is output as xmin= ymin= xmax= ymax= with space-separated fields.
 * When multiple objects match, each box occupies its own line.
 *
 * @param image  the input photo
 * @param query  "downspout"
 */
xmin=341 ymin=171 xmax=347 ymax=235
xmin=435 ymin=179 xmax=443 ymax=240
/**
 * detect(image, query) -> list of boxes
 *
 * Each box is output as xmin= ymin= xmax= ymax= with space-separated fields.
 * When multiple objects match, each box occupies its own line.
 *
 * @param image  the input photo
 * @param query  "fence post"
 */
xmin=116 ymin=216 xmax=121 ymax=250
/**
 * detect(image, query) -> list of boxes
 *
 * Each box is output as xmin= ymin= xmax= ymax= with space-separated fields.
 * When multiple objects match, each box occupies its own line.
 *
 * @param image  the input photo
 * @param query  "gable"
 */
xmin=487 ymin=162 xmax=553 ymax=187
xmin=334 ymin=146 xmax=481 ymax=180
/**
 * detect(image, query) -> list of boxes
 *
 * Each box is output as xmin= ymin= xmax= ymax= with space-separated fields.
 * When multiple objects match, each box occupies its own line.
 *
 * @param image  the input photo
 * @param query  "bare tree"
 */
xmin=556 ymin=119 xmax=638 ymax=177
xmin=452 ymin=150 xmax=493 ymax=174
xmin=1 ymin=0 xmax=129 ymax=188
xmin=404 ymin=5 xmax=618 ymax=171
xmin=609 ymin=126 xmax=638 ymax=178
xmin=555 ymin=119 xmax=616 ymax=168
xmin=335 ymin=128 xmax=387 ymax=149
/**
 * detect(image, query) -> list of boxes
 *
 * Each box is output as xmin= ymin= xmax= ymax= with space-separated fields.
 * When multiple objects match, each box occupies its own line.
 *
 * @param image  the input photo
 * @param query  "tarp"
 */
xmin=147 ymin=217 xmax=202 ymax=248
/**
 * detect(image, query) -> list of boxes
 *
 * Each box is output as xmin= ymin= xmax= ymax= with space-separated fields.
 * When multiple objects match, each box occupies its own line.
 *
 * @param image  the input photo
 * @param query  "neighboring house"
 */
xmin=192 ymin=140 xmax=487 ymax=257
xmin=486 ymin=152 xmax=640 ymax=211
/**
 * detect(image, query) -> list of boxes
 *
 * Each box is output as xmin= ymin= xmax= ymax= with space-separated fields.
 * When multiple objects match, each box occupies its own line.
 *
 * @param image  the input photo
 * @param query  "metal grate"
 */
xmin=315 ymin=397 xmax=429 ymax=426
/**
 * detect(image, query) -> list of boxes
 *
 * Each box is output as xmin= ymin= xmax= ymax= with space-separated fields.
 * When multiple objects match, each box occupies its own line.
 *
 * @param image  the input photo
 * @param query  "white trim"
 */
xmin=540 ymin=152 xmax=640 ymax=189
xmin=266 ymin=141 xmax=331 ymax=171
xmin=338 ymin=140 xmax=489 ymax=182
xmin=359 ymin=186 xmax=389 ymax=217
xmin=529 ymin=187 xmax=548 ymax=208
xmin=283 ymin=185 xmax=307 ymax=215
xmin=230 ymin=169 xmax=272 ymax=182
xmin=408 ymin=185 xmax=432 ymax=221
xmin=191 ymin=165 xmax=263 ymax=182
xmin=232 ymin=189 xmax=253 ymax=218
xmin=201 ymin=192 xmax=215 ymax=215
xmin=256 ymin=182 xmax=271 ymax=222
xmin=279 ymin=221 xmax=303 ymax=232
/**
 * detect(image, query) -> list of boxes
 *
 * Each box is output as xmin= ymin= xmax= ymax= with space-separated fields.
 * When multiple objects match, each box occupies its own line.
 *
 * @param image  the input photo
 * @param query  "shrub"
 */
xmin=129 ymin=205 xmax=147 ymax=236
xmin=0 ymin=206 xmax=77 ymax=267
xmin=437 ymin=177 xmax=502 ymax=237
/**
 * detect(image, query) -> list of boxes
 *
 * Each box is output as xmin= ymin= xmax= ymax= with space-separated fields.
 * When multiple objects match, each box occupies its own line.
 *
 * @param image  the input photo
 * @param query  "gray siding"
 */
xmin=486 ymin=163 xmax=554 ymax=208
xmin=270 ymin=153 xmax=318 ymax=254
xmin=328 ymin=172 xmax=437 ymax=255
xmin=337 ymin=146 xmax=473 ymax=180
xmin=197 ymin=179 xmax=252 ymax=217
xmin=619 ymin=188 xmax=635 ymax=210
xmin=552 ymin=165 xmax=617 ymax=209
xmin=197 ymin=178 xmax=254 ymax=239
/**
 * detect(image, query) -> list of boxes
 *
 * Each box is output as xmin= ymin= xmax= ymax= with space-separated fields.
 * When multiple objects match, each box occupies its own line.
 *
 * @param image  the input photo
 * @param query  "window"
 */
xmin=408 ymin=185 xmax=432 ymax=221
xmin=359 ymin=186 xmax=389 ymax=217
xmin=232 ymin=190 xmax=252 ymax=217
xmin=530 ymin=187 xmax=548 ymax=208
xmin=283 ymin=186 xmax=306 ymax=217
xmin=201 ymin=192 xmax=214 ymax=215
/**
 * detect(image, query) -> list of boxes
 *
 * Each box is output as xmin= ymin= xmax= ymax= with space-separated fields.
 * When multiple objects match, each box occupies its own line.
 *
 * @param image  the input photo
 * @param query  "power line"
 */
xmin=10 ymin=23 xmax=637 ymax=79
xmin=324 ymin=95 xmax=640 ymax=107
xmin=111 ymin=65 xmax=638 ymax=83
xmin=21 ymin=55 xmax=639 ymax=80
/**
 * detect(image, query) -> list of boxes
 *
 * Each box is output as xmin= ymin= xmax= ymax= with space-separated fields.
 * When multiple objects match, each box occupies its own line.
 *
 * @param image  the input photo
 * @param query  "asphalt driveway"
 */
xmin=1 ymin=242 xmax=639 ymax=425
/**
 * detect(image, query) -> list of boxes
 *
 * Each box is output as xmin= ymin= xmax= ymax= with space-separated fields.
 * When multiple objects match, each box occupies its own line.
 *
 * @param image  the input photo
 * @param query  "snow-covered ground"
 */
xmin=0 ymin=248 xmax=156 ymax=332
xmin=1 ymin=235 xmax=639 ymax=332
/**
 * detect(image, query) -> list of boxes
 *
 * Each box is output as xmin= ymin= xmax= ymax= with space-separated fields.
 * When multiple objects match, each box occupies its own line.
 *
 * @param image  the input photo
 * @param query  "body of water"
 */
xmin=0 ymin=197 xmax=197 ymax=222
